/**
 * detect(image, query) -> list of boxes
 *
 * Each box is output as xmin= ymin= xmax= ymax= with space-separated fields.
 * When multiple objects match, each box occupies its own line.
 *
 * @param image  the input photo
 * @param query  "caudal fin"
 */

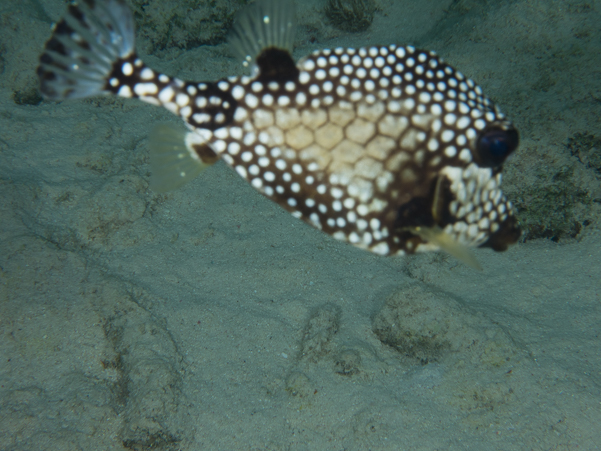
xmin=37 ymin=0 xmax=135 ymax=100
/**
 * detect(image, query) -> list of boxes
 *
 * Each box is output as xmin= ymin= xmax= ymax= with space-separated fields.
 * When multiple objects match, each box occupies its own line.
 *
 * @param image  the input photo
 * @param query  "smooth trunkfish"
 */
xmin=38 ymin=0 xmax=521 ymax=269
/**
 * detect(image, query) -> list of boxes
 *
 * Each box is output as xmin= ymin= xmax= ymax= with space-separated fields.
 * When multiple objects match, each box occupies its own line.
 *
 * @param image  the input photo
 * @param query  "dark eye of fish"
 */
xmin=476 ymin=127 xmax=519 ymax=167
xmin=36 ymin=0 xmax=522 ymax=268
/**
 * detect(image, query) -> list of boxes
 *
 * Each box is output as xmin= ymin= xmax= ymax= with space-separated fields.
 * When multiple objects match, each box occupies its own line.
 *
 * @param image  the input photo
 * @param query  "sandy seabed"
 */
xmin=1 ymin=0 xmax=600 ymax=449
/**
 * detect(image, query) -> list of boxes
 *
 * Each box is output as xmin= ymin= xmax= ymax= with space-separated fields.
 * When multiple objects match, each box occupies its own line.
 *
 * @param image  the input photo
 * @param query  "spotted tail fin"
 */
xmin=37 ymin=0 xmax=134 ymax=100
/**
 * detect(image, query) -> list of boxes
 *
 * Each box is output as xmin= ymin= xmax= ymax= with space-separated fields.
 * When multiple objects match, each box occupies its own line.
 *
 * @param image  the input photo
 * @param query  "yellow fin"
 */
xmin=411 ymin=226 xmax=483 ymax=271
xmin=149 ymin=124 xmax=213 ymax=192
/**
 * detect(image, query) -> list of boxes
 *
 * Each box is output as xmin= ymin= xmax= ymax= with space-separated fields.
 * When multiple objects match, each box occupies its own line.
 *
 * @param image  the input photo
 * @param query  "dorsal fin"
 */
xmin=228 ymin=0 xmax=296 ymax=73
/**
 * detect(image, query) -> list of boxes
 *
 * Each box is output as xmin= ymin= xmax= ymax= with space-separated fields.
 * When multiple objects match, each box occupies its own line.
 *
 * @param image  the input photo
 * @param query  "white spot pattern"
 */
xmin=102 ymin=41 xmax=516 ymax=258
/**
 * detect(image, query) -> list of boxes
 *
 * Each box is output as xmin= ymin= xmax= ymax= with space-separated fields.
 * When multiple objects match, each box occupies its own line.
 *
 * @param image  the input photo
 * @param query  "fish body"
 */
xmin=38 ymin=0 xmax=521 ymax=264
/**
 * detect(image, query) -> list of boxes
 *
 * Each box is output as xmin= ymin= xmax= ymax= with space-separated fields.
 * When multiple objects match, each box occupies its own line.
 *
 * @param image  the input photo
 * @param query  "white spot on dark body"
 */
xmin=38 ymin=0 xmax=520 ymax=261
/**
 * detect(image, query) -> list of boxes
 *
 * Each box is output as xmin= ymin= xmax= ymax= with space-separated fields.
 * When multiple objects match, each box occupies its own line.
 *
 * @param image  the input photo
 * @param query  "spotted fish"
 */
xmin=37 ymin=0 xmax=521 ymax=268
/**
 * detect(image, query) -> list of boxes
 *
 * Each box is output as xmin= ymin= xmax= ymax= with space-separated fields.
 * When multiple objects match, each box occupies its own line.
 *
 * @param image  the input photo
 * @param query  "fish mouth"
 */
xmin=394 ymin=171 xmax=521 ymax=253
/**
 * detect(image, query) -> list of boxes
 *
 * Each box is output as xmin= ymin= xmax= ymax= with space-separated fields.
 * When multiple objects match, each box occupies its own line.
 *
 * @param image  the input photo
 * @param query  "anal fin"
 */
xmin=149 ymin=124 xmax=217 ymax=192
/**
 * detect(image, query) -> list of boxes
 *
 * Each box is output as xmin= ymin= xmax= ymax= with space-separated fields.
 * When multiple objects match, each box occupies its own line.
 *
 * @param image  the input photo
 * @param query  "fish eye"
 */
xmin=476 ymin=127 xmax=519 ymax=167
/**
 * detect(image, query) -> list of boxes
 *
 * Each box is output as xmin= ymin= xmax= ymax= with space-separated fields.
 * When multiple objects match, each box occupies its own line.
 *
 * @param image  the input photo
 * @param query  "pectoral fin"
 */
xmin=410 ymin=226 xmax=483 ymax=271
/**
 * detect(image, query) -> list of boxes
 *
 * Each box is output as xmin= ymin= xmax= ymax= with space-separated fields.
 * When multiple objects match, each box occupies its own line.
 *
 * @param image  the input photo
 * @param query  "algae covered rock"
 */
xmin=372 ymin=284 xmax=518 ymax=367
xmin=325 ymin=0 xmax=376 ymax=32
xmin=127 ymin=0 xmax=243 ymax=53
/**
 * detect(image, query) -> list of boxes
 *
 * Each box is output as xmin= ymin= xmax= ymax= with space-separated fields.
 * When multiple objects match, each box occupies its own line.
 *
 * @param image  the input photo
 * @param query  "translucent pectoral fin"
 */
xmin=411 ymin=226 xmax=483 ymax=271
xmin=149 ymin=124 xmax=216 ymax=192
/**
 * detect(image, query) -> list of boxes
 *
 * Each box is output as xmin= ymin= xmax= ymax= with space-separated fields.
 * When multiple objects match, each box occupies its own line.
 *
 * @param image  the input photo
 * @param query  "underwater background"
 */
xmin=1 ymin=0 xmax=600 ymax=449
